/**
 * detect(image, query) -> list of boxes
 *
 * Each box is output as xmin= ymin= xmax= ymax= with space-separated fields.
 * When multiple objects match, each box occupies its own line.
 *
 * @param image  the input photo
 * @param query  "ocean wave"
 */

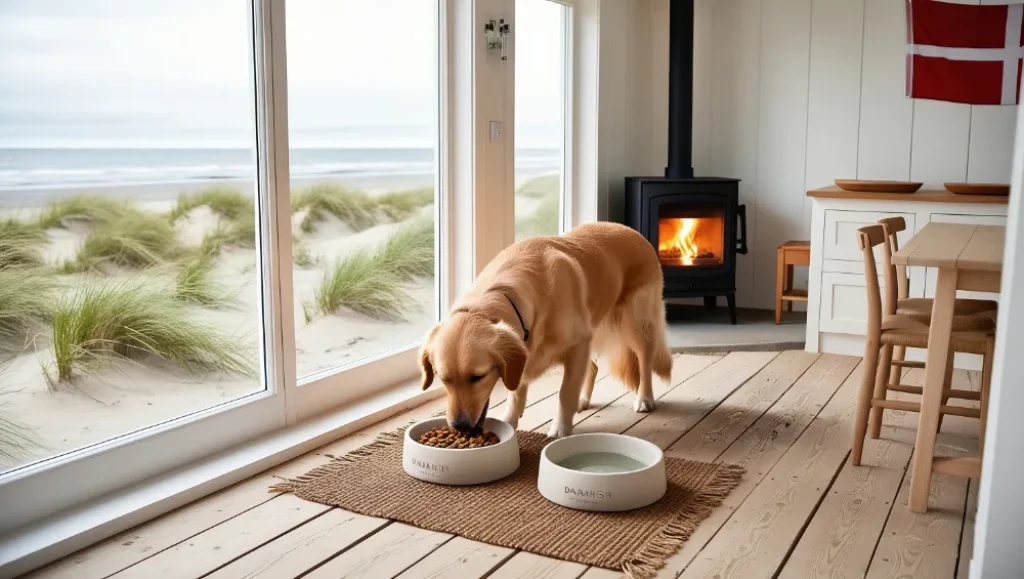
xmin=0 ymin=148 xmax=560 ymax=190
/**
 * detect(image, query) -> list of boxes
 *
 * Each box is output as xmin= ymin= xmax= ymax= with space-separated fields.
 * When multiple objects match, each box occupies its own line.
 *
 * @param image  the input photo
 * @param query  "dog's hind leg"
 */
xmin=500 ymin=382 xmax=529 ymax=428
xmin=577 ymin=359 xmax=599 ymax=412
xmin=548 ymin=342 xmax=590 ymax=438
xmin=620 ymin=302 xmax=658 ymax=413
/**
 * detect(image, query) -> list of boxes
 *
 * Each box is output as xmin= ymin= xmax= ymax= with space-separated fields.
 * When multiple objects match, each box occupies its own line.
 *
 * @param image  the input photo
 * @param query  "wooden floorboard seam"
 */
xmin=862 ymin=448 xmax=915 ymax=578
xmin=769 ymin=451 xmax=853 ymax=579
xmin=952 ymin=479 xmax=974 ymax=579
xmin=388 ymin=533 xmax=460 ymax=579
xmin=191 ymin=506 xmax=337 ymax=579
xmin=661 ymin=353 xmax=822 ymax=462
xmin=670 ymin=358 xmax=859 ymax=575
xmin=289 ymin=519 xmax=399 ymax=579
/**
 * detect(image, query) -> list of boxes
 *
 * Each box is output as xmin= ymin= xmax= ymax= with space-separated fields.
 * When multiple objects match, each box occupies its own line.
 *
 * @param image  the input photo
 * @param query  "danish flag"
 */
xmin=906 ymin=0 xmax=1024 ymax=105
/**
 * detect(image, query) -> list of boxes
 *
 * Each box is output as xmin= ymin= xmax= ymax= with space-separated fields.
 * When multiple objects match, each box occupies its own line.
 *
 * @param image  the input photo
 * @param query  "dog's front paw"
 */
xmin=547 ymin=421 xmax=573 ymax=439
xmin=500 ymin=409 xmax=520 ymax=428
xmin=633 ymin=395 xmax=656 ymax=413
xmin=577 ymin=398 xmax=591 ymax=412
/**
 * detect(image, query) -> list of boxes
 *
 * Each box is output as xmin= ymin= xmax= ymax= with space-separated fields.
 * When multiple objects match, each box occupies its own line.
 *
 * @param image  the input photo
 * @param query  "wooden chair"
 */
xmin=775 ymin=240 xmax=810 ymax=324
xmin=851 ymin=225 xmax=996 ymax=473
xmin=877 ymin=217 xmax=998 ymax=435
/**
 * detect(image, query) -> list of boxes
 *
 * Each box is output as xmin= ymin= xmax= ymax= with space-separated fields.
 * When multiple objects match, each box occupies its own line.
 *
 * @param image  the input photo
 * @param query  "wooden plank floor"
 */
xmin=29 ymin=352 xmax=982 ymax=579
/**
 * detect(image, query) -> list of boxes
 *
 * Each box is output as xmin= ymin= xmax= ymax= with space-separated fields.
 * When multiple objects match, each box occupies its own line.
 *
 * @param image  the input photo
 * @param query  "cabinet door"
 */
xmin=923 ymin=213 xmax=1006 ymax=301
xmin=823 ymin=209 xmax=916 ymax=262
xmin=819 ymin=272 xmax=875 ymax=335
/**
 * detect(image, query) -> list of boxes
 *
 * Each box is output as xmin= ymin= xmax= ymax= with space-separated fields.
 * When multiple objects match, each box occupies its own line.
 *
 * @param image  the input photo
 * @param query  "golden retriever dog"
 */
xmin=418 ymin=222 xmax=673 ymax=438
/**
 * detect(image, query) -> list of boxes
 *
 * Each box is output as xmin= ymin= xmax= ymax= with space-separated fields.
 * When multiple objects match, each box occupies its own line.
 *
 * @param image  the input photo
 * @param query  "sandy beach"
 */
xmin=0 ymin=169 xmax=557 ymax=472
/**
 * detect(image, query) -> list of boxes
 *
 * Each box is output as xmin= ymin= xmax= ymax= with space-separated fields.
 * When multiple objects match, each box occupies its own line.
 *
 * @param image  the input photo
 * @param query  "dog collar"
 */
xmin=502 ymin=293 xmax=530 ymax=342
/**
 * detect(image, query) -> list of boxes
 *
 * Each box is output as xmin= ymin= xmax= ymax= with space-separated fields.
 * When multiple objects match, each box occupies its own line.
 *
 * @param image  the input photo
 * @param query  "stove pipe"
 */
xmin=665 ymin=0 xmax=695 ymax=180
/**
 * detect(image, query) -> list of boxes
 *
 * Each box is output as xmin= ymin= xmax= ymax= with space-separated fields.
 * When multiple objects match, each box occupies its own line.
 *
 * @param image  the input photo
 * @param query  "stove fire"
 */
xmin=657 ymin=217 xmax=724 ymax=266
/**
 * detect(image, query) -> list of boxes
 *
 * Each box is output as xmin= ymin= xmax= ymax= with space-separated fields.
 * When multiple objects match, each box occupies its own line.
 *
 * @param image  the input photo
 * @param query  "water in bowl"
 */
xmin=556 ymin=452 xmax=648 ymax=473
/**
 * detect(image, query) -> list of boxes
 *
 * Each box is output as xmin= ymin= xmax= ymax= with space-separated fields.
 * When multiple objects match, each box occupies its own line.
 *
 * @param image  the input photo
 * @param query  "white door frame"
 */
xmin=972 ymin=104 xmax=1024 ymax=578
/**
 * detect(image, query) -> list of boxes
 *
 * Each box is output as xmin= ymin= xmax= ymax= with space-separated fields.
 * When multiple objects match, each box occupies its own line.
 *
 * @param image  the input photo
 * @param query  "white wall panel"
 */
xmin=910 ymin=100 xmax=971 ymax=186
xmin=803 ymin=0 xmax=865 ymax=227
xmin=708 ymin=0 xmax=762 ymax=308
xmin=856 ymin=0 xmax=913 ymax=181
xmin=968 ymin=105 xmax=1017 ymax=183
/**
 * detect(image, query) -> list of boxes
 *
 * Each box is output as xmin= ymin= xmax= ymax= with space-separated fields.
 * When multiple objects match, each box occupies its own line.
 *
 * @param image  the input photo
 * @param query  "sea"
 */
xmin=0 ymin=147 xmax=561 ymax=192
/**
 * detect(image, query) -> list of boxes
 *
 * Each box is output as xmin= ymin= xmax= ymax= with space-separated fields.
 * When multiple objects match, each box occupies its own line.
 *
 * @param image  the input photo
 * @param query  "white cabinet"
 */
xmin=806 ymin=197 xmax=1007 ymax=369
xmin=822 ymin=209 xmax=916 ymax=262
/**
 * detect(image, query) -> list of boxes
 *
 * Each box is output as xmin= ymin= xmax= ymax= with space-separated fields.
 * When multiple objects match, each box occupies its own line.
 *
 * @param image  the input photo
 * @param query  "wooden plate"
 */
xmin=943 ymin=182 xmax=1010 ymax=196
xmin=834 ymin=179 xmax=923 ymax=193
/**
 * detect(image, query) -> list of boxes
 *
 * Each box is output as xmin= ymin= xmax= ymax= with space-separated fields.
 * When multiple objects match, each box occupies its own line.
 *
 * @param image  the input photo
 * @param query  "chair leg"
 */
xmin=853 ymin=342 xmax=881 ymax=466
xmin=980 ymin=335 xmax=995 ymax=457
xmin=889 ymin=344 xmax=906 ymax=387
xmin=869 ymin=344 xmax=892 ymax=439
xmin=936 ymin=352 xmax=954 ymax=434
xmin=786 ymin=265 xmax=794 ymax=313
xmin=775 ymin=250 xmax=785 ymax=325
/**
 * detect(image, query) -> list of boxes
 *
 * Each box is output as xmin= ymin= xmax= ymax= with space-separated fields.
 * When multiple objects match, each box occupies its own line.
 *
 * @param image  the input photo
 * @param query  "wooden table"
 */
xmin=892 ymin=222 xmax=1004 ymax=513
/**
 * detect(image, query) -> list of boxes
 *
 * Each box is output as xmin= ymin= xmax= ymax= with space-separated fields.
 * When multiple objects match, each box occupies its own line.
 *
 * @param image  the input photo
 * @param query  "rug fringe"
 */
xmin=621 ymin=463 xmax=746 ymax=579
xmin=268 ymin=429 xmax=406 ymax=494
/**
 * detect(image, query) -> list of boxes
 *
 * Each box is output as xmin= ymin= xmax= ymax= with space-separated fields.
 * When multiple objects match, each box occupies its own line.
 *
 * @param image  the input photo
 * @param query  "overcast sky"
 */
xmin=0 ymin=0 xmax=563 ymax=148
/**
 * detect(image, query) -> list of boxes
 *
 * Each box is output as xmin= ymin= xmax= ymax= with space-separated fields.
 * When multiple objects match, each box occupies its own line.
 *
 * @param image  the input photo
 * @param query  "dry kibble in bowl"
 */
xmin=418 ymin=426 xmax=501 ymax=449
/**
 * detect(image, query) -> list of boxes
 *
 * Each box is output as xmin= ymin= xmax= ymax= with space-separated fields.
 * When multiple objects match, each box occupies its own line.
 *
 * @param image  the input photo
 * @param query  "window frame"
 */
xmin=0 ymin=0 xmax=291 ymax=536
xmin=0 ymin=0 xmax=589 ymax=570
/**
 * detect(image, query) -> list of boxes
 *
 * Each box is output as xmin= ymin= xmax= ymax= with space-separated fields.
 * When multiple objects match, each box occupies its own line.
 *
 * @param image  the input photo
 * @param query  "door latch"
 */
xmin=484 ymin=19 xmax=510 ymax=61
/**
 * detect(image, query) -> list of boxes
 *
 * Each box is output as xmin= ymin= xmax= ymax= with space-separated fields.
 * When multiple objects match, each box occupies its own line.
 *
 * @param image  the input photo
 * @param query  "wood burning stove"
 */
xmin=619 ymin=0 xmax=747 ymax=324
xmin=625 ymin=177 xmax=747 ymax=324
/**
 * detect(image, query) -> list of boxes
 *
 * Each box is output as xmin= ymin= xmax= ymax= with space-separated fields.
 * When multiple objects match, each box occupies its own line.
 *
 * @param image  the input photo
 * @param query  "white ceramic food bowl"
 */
xmin=403 ymin=417 xmax=520 ymax=485
xmin=538 ymin=433 xmax=666 ymax=511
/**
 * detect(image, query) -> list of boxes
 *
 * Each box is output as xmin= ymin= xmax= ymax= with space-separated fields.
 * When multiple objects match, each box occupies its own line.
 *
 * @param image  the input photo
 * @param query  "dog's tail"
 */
xmin=611 ymin=345 xmax=642 ymax=392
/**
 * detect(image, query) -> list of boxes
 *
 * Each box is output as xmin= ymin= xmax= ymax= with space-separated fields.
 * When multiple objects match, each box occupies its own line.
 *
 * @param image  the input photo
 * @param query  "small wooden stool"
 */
xmin=775 ymin=240 xmax=810 ymax=324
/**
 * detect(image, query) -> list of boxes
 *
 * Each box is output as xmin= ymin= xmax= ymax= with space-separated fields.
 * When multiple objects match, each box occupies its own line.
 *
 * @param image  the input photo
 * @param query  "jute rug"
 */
xmin=271 ymin=429 xmax=744 ymax=579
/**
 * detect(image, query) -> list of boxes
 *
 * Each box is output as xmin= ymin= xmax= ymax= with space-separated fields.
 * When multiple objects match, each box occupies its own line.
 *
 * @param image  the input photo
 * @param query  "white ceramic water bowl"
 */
xmin=403 ymin=417 xmax=520 ymax=485
xmin=538 ymin=433 xmax=666 ymax=512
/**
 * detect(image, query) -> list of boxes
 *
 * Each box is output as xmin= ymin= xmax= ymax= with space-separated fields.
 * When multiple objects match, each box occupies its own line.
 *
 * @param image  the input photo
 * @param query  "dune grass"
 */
xmin=169 ymin=188 xmax=253 ymax=223
xmin=0 ymin=397 xmax=44 ymax=468
xmin=293 ymin=242 xmax=319 ymax=269
xmin=311 ymin=249 xmax=413 ymax=320
xmin=0 ymin=218 xmax=47 ymax=269
xmin=374 ymin=217 xmax=434 ymax=280
xmin=0 ymin=268 xmax=54 ymax=351
xmin=516 ymin=174 xmax=560 ymax=199
xmin=174 ymin=254 xmax=234 ymax=308
xmin=47 ymin=279 xmax=254 ymax=385
xmin=37 ymin=195 xmax=133 ymax=229
xmin=291 ymin=184 xmax=380 ymax=234
xmin=64 ymin=212 xmax=180 ymax=273
xmin=515 ymin=189 xmax=560 ymax=241
xmin=198 ymin=213 xmax=257 ymax=257
xmin=308 ymin=218 xmax=435 ymax=320
xmin=377 ymin=187 xmax=434 ymax=221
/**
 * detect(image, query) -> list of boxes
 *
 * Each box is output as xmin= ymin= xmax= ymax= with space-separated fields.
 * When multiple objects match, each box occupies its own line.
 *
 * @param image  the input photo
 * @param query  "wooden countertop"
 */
xmin=807 ymin=185 xmax=1010 ymax=204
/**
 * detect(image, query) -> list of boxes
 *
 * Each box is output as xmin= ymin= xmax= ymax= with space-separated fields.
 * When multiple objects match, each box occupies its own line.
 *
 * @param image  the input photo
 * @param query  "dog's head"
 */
xmin=418 ymin=312 xmax=528 ymax=433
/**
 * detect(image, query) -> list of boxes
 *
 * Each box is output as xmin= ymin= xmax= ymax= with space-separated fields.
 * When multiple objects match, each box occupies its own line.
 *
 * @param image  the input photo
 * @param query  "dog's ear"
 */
xmin=493 ymin=323 xmax=528 ymax=391
xmin=419 ymin=324 xmax=441 ymax=390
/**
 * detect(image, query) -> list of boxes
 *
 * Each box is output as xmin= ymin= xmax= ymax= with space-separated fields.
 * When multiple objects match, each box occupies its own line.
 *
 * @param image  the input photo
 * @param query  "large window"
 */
xmin=286 ymin=0 xmax=439 ymax=385
xmin=0 ymin=0 xmax=578 ymax=559
xmin=514 ymin=0 xmax=570 ymax=241
xmin=0 ymin=1 xmax=264 ymax=475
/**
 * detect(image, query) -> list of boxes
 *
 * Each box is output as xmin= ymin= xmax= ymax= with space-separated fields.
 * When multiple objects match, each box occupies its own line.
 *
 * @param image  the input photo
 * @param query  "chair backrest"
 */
xmin=877 ymin=217 xmax=909 ymax=299
xmin=857 ymin=224 xmax=890 ymax=340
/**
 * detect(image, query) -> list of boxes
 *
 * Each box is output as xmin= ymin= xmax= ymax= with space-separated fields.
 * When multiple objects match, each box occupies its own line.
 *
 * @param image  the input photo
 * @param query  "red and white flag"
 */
xmin=906 ymin=0 xmax=1024 ymax=105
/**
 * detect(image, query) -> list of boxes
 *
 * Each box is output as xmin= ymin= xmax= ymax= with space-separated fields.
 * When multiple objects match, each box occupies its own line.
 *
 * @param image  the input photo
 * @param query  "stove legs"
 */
xmin=727 ymin=292 xmax=737 ymax=325
xmin=703 ymin=296 xmax=717 ymax=309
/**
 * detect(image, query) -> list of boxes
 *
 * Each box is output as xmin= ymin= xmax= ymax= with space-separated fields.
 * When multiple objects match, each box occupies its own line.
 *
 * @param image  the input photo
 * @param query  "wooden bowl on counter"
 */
xmin=834 ymin=180 xmax=924 ymax=194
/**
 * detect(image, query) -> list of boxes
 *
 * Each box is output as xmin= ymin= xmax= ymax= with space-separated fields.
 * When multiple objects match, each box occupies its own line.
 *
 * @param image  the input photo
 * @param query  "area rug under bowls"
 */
xmin=271 ymin=429 xmax=744 ymax=579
